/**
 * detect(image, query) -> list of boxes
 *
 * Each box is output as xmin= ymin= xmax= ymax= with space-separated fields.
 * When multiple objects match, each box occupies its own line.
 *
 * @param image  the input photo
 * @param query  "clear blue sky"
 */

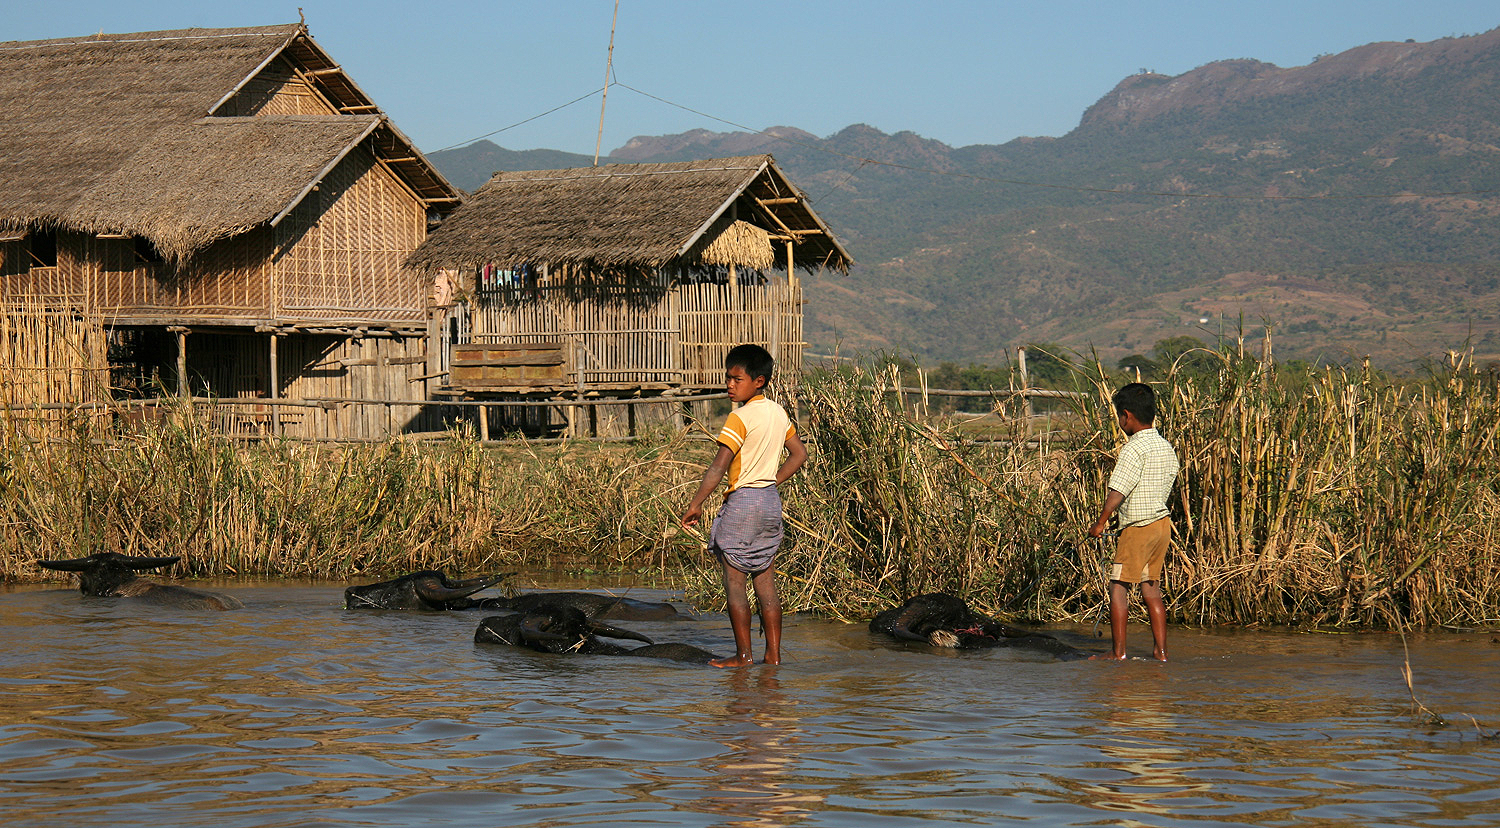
xmin=10 ymin=1 xmax=1499 ymax=156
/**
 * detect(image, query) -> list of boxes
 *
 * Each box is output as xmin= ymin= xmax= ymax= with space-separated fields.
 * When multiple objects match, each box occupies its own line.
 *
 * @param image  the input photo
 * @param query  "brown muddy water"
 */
xmin=1 ymin=580 xmax=1497 ymax=828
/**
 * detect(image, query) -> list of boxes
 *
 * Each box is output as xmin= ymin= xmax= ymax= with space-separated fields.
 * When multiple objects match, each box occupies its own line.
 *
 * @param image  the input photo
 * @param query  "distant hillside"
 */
xmin=428 ymin=28 xmax=1500 ymax=369
xmin=429 ymin=143 xmax=605 ymax=193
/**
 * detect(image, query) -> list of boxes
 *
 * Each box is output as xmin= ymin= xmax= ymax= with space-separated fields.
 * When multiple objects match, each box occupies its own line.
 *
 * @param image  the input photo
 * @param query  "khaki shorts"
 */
xmin=1110 ymin=516 xmax=1170 ymax=584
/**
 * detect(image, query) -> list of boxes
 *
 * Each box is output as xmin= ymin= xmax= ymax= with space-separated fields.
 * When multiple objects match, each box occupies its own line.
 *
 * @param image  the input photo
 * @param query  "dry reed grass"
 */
xmin=0 ymin=401 xmax=707 ymax=584
xmin=683 ymin=341 xmax=1500 ymax=629
xmin=5 ymin=334 xmax=1497 ymax=630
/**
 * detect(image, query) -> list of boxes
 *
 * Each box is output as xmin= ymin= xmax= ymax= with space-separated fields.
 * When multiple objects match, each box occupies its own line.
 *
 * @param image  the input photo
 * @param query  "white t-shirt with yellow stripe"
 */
xmin=716 ymin=395 xmax=795 ymax=491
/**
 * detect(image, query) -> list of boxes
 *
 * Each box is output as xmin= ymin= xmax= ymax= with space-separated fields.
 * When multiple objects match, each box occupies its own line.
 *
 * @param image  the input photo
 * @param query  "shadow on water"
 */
xmin=1 ymin=581 xmax=1497 ymax=827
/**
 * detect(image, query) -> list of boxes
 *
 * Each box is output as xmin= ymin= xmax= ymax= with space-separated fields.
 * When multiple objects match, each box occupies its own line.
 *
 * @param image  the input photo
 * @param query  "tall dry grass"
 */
xmin=1155 ymin=338 xmax=1500 ymax=627
xmin=0 ymin=401 xmax=707 ymax=583
xmin=5 ymin=338 xmax=1496 ymax=630
xmin=684 ymin=343 xmax=1500 ymax=629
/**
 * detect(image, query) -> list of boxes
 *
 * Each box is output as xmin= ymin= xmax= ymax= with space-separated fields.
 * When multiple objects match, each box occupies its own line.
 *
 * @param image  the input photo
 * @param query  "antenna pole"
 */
xmin=594 ymin=0 xmax=620 ymax=166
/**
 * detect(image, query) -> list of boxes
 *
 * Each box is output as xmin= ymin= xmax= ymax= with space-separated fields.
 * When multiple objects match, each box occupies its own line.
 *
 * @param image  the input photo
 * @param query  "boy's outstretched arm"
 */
xmin=1089 ymin=489 xmax=1125 ymax=538
xmin=775 ymin=433 xmax=807 ymax=484
xmin=681 ymin=444 xmax=736 ymax=528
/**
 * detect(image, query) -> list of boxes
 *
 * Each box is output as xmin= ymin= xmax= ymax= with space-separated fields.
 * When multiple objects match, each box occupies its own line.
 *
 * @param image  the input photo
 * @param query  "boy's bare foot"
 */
xmin=1089 ymin=652 xmax=1128 ymax=661
xmin=762 ymin=654 xmax=781 ymax=665
xmin=711 ymin=655 xmax=754 ymax=668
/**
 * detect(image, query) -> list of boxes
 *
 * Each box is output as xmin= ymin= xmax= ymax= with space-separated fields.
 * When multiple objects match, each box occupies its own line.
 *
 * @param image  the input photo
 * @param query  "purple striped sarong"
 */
xmin=710 ymin=485 xmax=784 ymax=575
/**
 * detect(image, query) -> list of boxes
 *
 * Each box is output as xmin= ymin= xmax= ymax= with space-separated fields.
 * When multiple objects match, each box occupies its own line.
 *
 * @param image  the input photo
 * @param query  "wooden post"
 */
xmin=270 ymin=332 xmax=281 ymax=438
xmin=768 ymin=290 xmax=781 ymax=364
xmin=1017 ymin=346 xmax=1034 ymax=425
xmin=479 ymin=403 xmax=489 ymax=442
xmin=174 ymin=329 xmax=188 ymax=396
xmin=728 ymin=262 xmax=739 ymax=349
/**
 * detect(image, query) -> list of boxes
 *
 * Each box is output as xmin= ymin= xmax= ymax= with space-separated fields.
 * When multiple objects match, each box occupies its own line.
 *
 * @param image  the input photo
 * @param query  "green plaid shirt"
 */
xmin=1108 ymin=427 xmax=1179 ymax=527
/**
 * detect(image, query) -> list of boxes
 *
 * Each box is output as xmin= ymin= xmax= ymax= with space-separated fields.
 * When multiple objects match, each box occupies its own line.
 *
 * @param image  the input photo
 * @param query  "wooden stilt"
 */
xmin=270 ymin=333 xmax=281 ymax=438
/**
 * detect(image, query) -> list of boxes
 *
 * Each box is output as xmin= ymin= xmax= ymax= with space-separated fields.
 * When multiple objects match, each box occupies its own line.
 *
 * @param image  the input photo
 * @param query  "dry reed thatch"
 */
xmin=0 ymin=25 xmax=458 ymax=262
xmin=406 ymin=155 xmax=851 ymax=280
xmin=69 ymin=116 xmax=381 ymax=261
xmin=698 ymin=220 xmax=774 ymax=269
xmin=0 ymin=26 xmax=302 ymax=228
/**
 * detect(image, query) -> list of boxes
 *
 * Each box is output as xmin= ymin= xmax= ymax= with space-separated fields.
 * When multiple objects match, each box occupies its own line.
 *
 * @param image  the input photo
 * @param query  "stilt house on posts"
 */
xmin=0 ymin=24 xmax=461 ymax=438
xmin=404 ymin=155 xmax=852 ymax=436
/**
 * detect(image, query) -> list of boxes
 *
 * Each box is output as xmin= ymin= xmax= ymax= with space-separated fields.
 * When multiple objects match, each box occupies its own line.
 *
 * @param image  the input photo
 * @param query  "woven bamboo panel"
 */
xmin=59 ymin=230 xmax=270 ymax=320
xmin=276 ymin=333 xmax=431 ymax=439
xmin=675 ymin=280 xmax=804 ymax=387
xmin=469 ymin=278 xmax=804 ymax=388
xmin=179 ymin=331 xmax=430 ymax=440
xmin=275 ymin=146 xmax=426 ymax=322
xmin=216 ymin=57 xmax=337 ymax=117
xmin=472 ymin=284 xmax=677 ymax=385
xmin=0 ymin=297 xmax=109 ymax=436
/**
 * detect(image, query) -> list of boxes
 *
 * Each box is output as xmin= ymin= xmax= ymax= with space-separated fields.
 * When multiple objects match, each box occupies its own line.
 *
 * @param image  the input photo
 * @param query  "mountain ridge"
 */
xmin=429 ymin=27 xmax=1500 ymax=369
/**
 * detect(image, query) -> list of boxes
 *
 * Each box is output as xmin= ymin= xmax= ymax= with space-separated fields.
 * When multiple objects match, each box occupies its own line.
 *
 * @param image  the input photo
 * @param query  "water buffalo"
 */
xmin=472 ymin=591 xmax=681 ymax=621
xmin=37 ymin=553 xmax=243 ymax=610
xmin=474 ymin=604 xmax=719 ymax=664
xmin=870 ymin=593 xmax=1087 ymax=660
xmin=344 ymin=571 xmax=506 ymax=610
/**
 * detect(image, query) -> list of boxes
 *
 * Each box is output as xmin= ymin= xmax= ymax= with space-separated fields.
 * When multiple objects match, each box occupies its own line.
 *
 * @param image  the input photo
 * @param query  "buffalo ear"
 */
xmin=127 ymin=555 xmax=181 ymax=571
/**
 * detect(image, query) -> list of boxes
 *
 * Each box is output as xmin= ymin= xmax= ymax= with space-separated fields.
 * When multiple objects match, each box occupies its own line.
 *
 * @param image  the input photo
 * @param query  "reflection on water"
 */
xmin=0 ymin=582 xmax=1497 ymax=827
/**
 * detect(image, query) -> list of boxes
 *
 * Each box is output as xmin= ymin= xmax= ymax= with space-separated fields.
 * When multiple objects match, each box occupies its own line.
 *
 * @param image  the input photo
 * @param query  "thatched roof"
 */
xmin=68 ymin=116 xmax=381 ymax=261
xmin=406 ymin=155 xmax=852 ymax=277
xmin=0 ymin=24 xmax=458 ymax=259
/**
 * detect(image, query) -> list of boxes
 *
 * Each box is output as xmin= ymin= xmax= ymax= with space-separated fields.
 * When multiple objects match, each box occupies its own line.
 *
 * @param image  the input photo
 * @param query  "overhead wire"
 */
xmin=430 ymin=87 xmax=605 ymax=154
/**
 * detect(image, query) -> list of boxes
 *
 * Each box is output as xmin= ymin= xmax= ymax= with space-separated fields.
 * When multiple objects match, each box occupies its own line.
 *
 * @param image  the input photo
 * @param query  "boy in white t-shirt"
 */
xmin=681 ymin=344 xmax=807 ymax=667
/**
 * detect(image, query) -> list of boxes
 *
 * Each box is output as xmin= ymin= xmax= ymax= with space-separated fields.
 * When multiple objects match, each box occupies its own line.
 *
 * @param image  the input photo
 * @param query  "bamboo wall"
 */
xmin=0 ymin=298 xmax=109 ymax=434
xmin=274 ymin=146 xmax=428 ymax=322
xmin=216 ymin=57 xmax=338 ymax=117
xmin=678 ymin=281 xmax=803 ymax=387
xmin=180 ymin=331 xmax=433 ymax=440
xmin=470 ymin=278 xmax=804 ymax=389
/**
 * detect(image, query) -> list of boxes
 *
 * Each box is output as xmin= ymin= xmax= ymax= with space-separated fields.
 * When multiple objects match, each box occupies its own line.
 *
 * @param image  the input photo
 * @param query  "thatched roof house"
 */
xmin=0 ymin=24 xmax=456 ymax=266
xmin=408 ymin=155 xmax=851 ymax=395
xmin=407 ymin=155 xmax=850 ymax=280
xmin=0 ymin=24 xmax=462 ymax=438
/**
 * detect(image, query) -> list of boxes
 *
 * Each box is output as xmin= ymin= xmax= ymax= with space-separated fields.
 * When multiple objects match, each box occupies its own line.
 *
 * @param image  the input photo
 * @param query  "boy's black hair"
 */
xmin=725 ymin=343 xmax=775 ymax=381
xmin=1112 ymin=382 xmax=1156 ymax=425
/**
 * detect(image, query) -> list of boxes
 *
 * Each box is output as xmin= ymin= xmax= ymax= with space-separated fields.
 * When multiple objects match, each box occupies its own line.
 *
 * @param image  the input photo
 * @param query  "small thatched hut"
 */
xmin=406 ymin=155 xmax=851 ymax=410
xmin=0 ymin=24 xmax=460 ymax=437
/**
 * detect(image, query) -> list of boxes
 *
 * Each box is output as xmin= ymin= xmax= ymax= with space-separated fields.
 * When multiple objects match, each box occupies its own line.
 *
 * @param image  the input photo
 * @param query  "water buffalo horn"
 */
xmin=126 ymin=555 xmax=183 ymax=570
xmin=36 ymin=558 xmax=90 ymax=572
xmin=586 ymin=620 xmax=654 ymax=645
xmin=414 ymin=573 xmax=504 ymax=604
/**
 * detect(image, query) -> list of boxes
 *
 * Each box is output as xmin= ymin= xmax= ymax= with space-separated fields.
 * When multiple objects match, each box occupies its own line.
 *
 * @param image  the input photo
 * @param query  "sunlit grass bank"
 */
xmin=4 ymin=341 xmax=1497 ymax=629
xmin=0 ymin=409 xmax=708 ymax=582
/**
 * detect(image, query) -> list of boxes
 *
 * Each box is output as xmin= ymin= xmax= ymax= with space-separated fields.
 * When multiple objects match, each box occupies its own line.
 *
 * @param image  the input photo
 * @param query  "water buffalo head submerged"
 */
xmin=870 ymin=592 xmax=1088 ymax=660
xmin=344 ymin=571 xmax=507 ymax=611
xmin=37 ymin=552 xmax=243 ymax=610
xmin=474 ymin=603 xmax=719 ymax=664
xmin=472 ymin=590 xmax=681 ymax=621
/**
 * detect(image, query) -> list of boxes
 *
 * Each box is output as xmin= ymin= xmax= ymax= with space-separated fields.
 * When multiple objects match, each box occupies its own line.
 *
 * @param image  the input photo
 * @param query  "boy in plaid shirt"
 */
xmin=1088 ymin=382 xmax=1179 ymax=662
